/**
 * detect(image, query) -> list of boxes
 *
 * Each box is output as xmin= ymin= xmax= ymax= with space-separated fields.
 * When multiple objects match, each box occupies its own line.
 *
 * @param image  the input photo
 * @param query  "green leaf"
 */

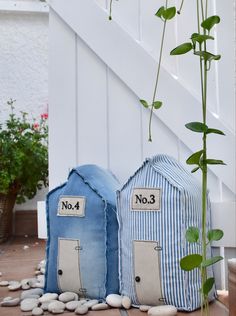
xmin=191 ymin=33 xmax=214 ymax=45
xmin=185 ymin=122 xmax=208 ymax=133
xmin=207 ymin=229 xmax=224 ymax=242
xmin=201 ymin=15 xmax=220 ymax=32
xmin=195 ymin=51 xmax=221 ymax=62
xmin=191 ymin=166 xmax=200 ymax=173
xmin=186 ymin=150 xmax=203 ymax=165
xmin=170 ymin=42 xmax=193 ymax=55
xmin=180 ymin=254 xmax=202 ymax=271
xmin=153 ymin=101 xmax=163 ymax=109
xmin=206 ymin=128 xmax=225 ymax=136
xmin=155 ymin=6 xmax=165 ymax=18
xmin=202 ymin=256 xmax=223 ymax=268
xmin=205 ymin=159 xmax=226 ymax=165
xmin=162 ymin=7 xmax=176 ymax=20
xmin=140 ymin=99 xmax=149 ymax=108
xmin=203 ymin=277 xmax=215 ymax=295
xmin=186 ymin=227 xmax=199 ymax=243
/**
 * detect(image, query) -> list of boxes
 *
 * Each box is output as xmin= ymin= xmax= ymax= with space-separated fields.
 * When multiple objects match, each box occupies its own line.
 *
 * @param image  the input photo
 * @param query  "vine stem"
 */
xmin=177 ymin=0 xmax=185 ymax=14
xmin=148 ymin=0 xmax=168 ymax=142
xmin=109 ymin=0 xmax=113 ymax=20
xmin=198 ymin=1 xmax=209 ymax=315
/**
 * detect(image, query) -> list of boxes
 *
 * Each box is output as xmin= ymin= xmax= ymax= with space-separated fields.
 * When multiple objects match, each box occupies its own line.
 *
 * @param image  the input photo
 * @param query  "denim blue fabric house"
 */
xmin=45 ymin=165 xmax=120 ymax=299
xmin=117 ymin=155 xmax=214 ymax=311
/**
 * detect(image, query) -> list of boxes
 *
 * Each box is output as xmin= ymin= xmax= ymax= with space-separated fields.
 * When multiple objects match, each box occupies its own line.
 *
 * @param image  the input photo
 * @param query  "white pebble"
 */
xmin=140 ymin=305 xmax=152 ymax=312
xmin=3 ymin=296 xmax=13 ymax=301
xmin=48 ymin=301 xmax=65 ymax=314
xmin=40 ymin=268 xmax=46 ymax=274
xmin=20 ymin=298 xmax=39 ymax=312
xmin=91 ymin=303 xmax=109 ymax=311
xmin=106 ymin=294 xmax=122 ymax=308
xmin=148 ymin=305 xmax=178 ymax=316
xmin=65 ymin=300 xmax=82 ymax=311
xmin=35 ymin=270 xmax=42 ymax=276
xmin=1 ymin=297 xmax=20 ymax=307
xmin=0 ymin=280 xmax=9 ymax=286
xmin=32 ymin=307 xmax=44 ymax=315
xmin=122 ymin=296 xmax=131 ymax=309
xmin=33 ymin=282 xmax=44 ymax=288
xmin=8 ymin=281 xmax=21 ymax=291
xmin=75 ymin=304 xmax=89 ymax=315
xmin=39 ymin=293 xmax=58 ymax=303
xmin=58 ymin=291 xmax=78 ymax=302
xmin=21 ymin=279 xmax=31 ymax=290
xmin=40 ymin=300 xmax=58 ymax=311
xmin=37 ymin=275 xmax=45 ymax=282
xmin=23 ymin=245 xmax=29 ymax=250
xmin=83 ymin=299 xmax=99 ymax=308
xmin=21 ymin=288 xmax=44 ymax=300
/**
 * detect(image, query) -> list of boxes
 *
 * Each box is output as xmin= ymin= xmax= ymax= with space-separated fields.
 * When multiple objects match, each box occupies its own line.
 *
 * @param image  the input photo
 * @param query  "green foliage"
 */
xmin=155 ymin=6 xmax=176 ymax=20
xmin=170 ymin=42 xmax=193 ymax=55
xmin=186 ymin=227 xmax=199 ymax=243
xmin=185 ymin=122 xmax=208 ymax=133
xmin=140 ymin=99 xmax=149 ymax=108
xmin=191 ymin=33 xmax=214 ymax=46
xmin=153 ymin=101 xmax=163 ymax=109
xmin=206 ymin=128 xmax=225 ymax=136
xmin=207 ymin=229 xmax=224 ymax=242
xmin=0 ymin=100 xmax=48 ymax=203
xmin=202 ymin=256 xmax=223 ymax=268
xmin=186 ymin=150 xmax=203 ymax=165
xmin=180 ymin=254 xmax=202 ymax=271
xmin=205 ymin=159 xmax=226 ymax=165
xmin=203 ymin=277 xmax=215 ymax=295
xmin=201 ymin=15 xmax=220 ymax=32
xmin=162 ymin=7 xmax=176 ymax=20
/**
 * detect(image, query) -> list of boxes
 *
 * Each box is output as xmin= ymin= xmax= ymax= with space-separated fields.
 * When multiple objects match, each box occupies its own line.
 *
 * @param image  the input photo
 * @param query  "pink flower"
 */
xmin=41 ymin=113 xmax=48 ymax=119
xmin=33 ymin=123 xmax=39 ymax=129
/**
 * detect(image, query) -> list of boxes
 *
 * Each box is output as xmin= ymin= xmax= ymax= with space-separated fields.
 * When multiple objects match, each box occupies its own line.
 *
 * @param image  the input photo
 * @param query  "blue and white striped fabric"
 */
xmin=117 ymin=155 xmax=214 ymax=311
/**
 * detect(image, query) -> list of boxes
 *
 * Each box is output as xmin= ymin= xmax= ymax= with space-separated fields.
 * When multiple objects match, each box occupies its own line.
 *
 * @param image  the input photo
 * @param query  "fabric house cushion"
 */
xmin=45 ymin=165 xmax=120 ymax=299
xmin=117 ymin=155 xmax=214 ymax=311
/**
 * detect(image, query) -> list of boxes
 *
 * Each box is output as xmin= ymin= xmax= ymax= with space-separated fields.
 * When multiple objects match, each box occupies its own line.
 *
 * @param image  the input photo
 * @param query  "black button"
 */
xmin=135 ymin=276 xmax=141 ymax=282
xmin=58 ymin=269 xmax=63 ymax=275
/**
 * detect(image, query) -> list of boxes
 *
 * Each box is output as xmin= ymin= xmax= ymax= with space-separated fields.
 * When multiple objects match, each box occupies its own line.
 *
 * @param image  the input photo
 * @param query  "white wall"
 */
xmin=49 ymin=0 xmax=236 ymax=203
xmin=0 ymin=0 xmax=49 ymax=210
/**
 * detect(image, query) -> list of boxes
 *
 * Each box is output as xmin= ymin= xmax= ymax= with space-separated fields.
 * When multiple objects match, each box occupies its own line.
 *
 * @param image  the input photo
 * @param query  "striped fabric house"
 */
xmin=117 ymin=155 xmax=214 ymax=311
xmin=45 ymin=165 xmax=120 ymax=299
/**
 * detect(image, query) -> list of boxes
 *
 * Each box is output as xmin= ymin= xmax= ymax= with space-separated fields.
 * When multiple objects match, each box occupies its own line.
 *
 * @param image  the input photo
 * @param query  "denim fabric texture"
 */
xmin=117 ymin=155 xmax=214 ymax=311
xmin=45 ymin=165 xmax=120 ymax=299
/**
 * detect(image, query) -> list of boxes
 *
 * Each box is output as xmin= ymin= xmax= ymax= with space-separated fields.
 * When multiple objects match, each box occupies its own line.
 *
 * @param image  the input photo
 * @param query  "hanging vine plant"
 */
xmin=108 ymin=1 xmax=226 ymax=315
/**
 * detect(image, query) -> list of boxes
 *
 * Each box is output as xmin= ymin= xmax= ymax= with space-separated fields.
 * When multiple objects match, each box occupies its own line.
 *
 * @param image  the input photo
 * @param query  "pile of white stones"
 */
xmin=0 ymin=259 xmax=177 ymax=316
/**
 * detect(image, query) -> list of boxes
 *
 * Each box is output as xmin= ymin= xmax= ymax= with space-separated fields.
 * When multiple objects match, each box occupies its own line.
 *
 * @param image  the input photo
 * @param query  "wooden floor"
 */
xmin=0 ymin=237 xmax=229 ymax=316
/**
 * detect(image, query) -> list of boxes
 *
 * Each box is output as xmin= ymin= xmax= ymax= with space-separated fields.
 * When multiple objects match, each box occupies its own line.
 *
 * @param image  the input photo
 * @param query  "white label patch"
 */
xmin=132 ymin=188 xmax=161 ymax=211
xmin=58 ymin=196 xmax=86 ymax=217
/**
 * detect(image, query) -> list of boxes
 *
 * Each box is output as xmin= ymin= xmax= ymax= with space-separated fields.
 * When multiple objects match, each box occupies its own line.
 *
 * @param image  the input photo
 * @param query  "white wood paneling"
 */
xmin=211 ymin=202 xmax=236 ymax=248
xmin=49 ymin=10 xmax=77 ymax=189
xmin=108 ymin=70 xmax=143 ymax=184
xmin=142 ymin=111 xmax=179 ymax=160
xmin=49 ymin=0 xmax=235 ymax=193
xmin=76 ymin=36 xmax=108 ymax=168
xmin=216 ymin=0 xmax=235 ymax=132
xmin=0 ymin=0 xmax=49 ymax=13
xmin=110 ymin=0 xmax=140 ymax=39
